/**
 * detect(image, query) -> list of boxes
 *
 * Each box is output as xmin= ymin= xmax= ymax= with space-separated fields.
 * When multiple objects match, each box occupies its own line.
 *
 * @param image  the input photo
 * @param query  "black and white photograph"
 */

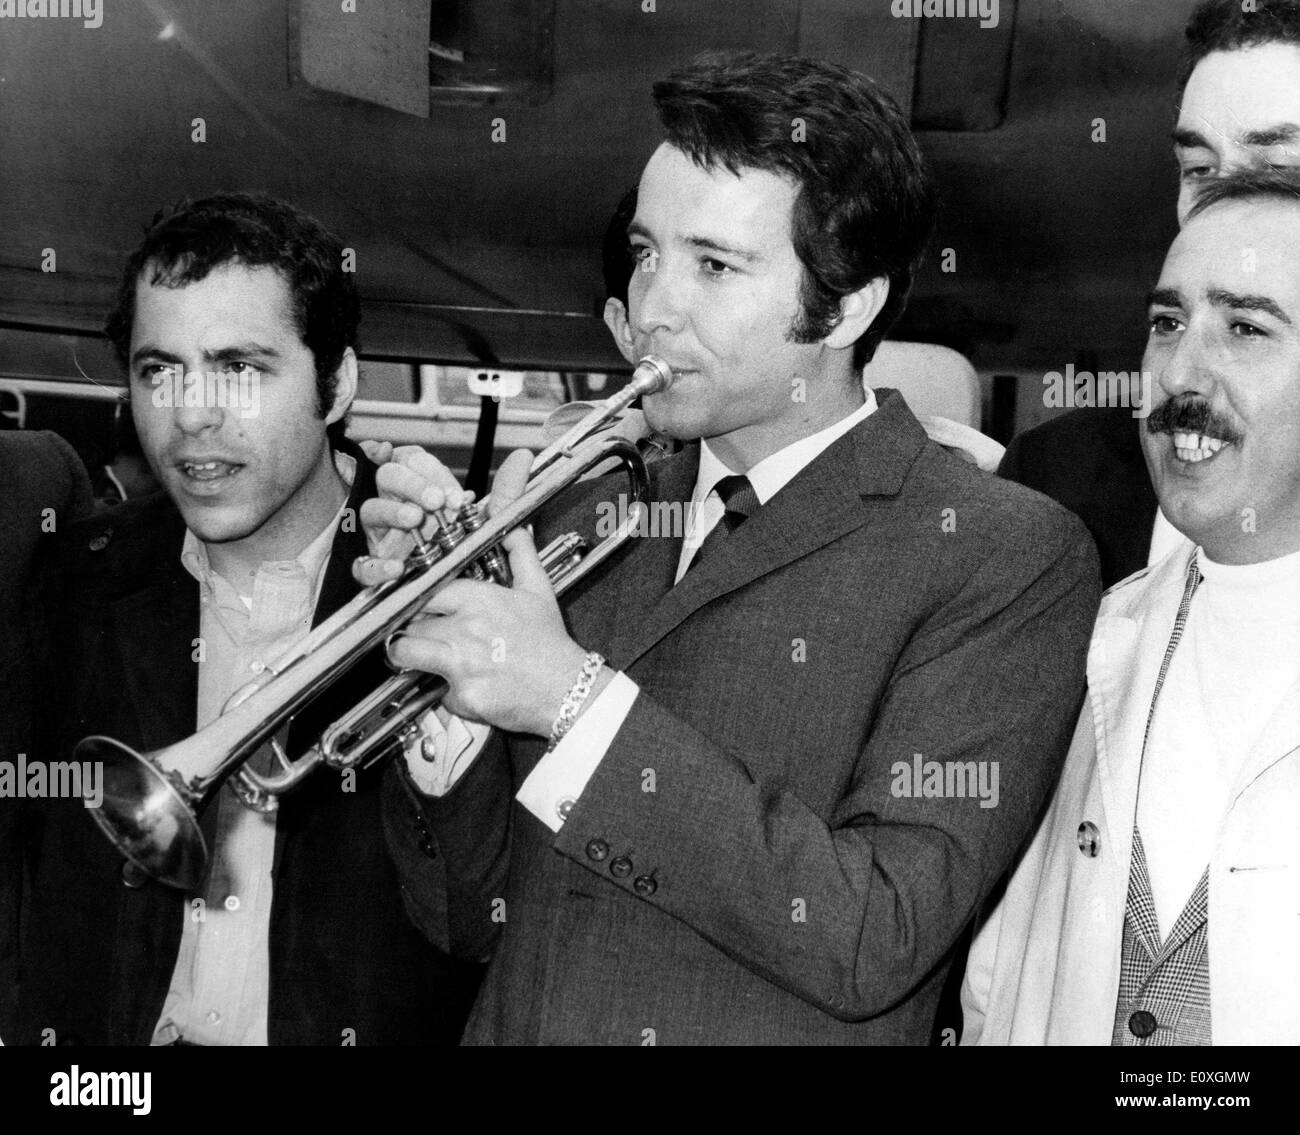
xmin=0 ymin=0 xmax=1293 ymax=1109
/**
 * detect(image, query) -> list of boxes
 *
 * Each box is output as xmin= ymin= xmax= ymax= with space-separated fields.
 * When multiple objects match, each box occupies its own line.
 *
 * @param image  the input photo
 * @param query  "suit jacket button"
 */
xmin=1077 ymin=821 xmax=1100 ymax=857
xmin=585 ymin=839 xmax=609 ymax=862
xmin=1128 ymin=1010 xmax=1158 ymax=1038
xmin=89 ymin=531 xmax=112 ymax=552
xmin=633 ymin=874 xmax=657 ymax=897
xmin=609 ymin=856 xmax=633 ymax=879
xmin=121 ymin=861 xmax=149 ymax=889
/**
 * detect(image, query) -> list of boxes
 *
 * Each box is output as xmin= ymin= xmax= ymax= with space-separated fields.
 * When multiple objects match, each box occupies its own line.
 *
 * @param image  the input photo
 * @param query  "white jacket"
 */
xmin=962 ymin=544 xmax=1300 ymax=1045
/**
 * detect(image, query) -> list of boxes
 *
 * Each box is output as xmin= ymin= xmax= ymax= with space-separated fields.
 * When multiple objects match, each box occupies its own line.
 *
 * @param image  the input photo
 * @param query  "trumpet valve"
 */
xmin=461 ymin=501 xmax=512 ymax=586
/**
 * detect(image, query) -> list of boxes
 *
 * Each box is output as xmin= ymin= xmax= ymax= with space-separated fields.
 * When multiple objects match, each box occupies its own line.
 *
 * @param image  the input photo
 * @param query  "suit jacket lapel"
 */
xmin=1089 ymin=545 xmax=1201 ymax=887
xmin=313 ymin=441 xmax=376 ymax=630
xmin=596 ymin=445 xmax=696 ymax=663
xmin=608 ymin=390 xmax=926 ymax=670
xmin=273 ymin=443 xmax=376 ymax=877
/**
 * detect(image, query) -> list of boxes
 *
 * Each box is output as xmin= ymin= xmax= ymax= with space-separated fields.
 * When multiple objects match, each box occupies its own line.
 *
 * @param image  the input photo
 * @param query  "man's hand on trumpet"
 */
xmin=355 ymin=447 xmax=614 ymax=738
xmin=358 ymin=442 xmax=470 ymax=561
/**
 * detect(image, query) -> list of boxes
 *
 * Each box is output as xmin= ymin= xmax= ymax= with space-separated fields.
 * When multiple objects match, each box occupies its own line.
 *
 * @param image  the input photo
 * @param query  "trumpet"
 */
xmin=79 ymin=356 xmax=675 ymax=890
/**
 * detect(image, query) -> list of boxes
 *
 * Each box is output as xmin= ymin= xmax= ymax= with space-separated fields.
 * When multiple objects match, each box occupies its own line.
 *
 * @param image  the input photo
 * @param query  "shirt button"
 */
xmin=610 ymin=856 xmax=633 ymax=879
xmin=556 ymin=797 xmax=575 ymax=821
xmin=249 ymin=660 xmax=266 ymax=674
xmin=633 ymin=874 xmax=657 ymax=897
xmin=224 ymin=895 xmax=240 ymax=912
xmin=585 ymin=839 xmax=609 ymax=862
xmin=206 ymin=1010 xmax=221 ymax=1025
xmin=1128 ymin=1010 xmax=1158 ymax=1038
xmin=1077 ymin=821 xmax=1101 ymax=858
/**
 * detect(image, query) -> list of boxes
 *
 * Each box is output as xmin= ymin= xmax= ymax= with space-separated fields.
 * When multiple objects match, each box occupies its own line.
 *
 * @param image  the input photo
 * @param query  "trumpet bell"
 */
xmin=77 ymin=736 xmax=208 ymax=892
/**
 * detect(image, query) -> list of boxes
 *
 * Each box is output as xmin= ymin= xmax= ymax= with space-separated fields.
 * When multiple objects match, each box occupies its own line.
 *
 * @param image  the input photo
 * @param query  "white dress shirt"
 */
xmin=152 ymin=453 xmax=353 ymax=1046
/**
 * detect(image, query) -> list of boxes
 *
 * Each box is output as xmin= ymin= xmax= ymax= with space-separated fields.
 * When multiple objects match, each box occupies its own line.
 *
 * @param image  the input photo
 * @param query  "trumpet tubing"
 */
xmin=80 ymin=357 xmax=674 ymax=890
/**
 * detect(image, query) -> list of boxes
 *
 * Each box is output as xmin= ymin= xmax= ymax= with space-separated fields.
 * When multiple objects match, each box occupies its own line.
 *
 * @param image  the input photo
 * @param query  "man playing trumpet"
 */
xmin=362 ymin=51 xmax=1101 ymax=1045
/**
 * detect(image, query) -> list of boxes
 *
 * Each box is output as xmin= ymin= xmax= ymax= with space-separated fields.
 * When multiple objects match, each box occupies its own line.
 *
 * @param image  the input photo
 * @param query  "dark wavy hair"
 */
xmin=652 ymin=51 xmax=935 ymax=369
xmin=1182 ymin=0 xmax=1300 ymax=88
xmin=105 ymin=191 xmax=360 ymax=445
xmin=602 ymin=185 xmax=639 ymax=307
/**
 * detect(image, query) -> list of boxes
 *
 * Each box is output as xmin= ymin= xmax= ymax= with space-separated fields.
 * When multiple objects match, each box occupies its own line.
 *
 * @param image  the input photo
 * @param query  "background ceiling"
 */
xmin=0 ymin=0 xmax=1191 ymax=382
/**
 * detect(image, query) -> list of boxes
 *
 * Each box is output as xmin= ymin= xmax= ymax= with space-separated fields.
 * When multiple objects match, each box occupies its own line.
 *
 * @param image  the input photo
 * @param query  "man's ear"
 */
xmin=603 ymin=298 xmax=637 ymax=365
xmin=822 ymin=276 xmax=890 ymax=352
xmin=324 ymin=346 xmax=359 ymax=424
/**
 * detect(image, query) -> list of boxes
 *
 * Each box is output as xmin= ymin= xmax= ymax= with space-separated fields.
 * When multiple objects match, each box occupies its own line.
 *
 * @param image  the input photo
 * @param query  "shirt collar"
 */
xmin=181 ymin=450 xmax=356 ymax=595
xmin=1196 ymin=541 xmax=1300 ymax=590
xmin=693 ymin=388 xmax=877 ymax=506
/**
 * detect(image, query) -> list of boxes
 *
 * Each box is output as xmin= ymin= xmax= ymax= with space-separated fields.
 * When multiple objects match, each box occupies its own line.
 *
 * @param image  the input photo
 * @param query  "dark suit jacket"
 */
xmin=0 ymin=431 xmax=93 ymax=1042
xmin=15 ymin=441 xmax=481 ymax=1045
xmin=997 ymin=406 xmax=1157 ymax=588
xmin=394 ymin=390 xmax=1101 ymax=1045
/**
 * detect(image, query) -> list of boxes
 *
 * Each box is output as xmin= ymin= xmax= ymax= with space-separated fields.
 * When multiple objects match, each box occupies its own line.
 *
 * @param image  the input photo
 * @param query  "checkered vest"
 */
xmin=1111 ymin=828 xmax=1211 ymax=1045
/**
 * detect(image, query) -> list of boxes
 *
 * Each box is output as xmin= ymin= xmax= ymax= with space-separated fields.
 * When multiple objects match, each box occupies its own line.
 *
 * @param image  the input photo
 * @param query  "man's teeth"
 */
xmin=1172 ymin=431 xmax=1227 ymax=463
xmin=182 ymin=461 xmax=237 ymax=480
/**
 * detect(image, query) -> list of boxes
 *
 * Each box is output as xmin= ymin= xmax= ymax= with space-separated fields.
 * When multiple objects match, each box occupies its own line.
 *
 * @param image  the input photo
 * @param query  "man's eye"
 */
xmin=1229 ymin=320 xmax=1266 ymax=338
xmin=221 ymin=361 xmax=259 ymax=377
xmin=700 ymin=257 xmax=733 ymax=277
xmin=139 ymin=363 xmax=177 ymax=380
xmin=1147 ymin=314 xmax=1183 ymax=335
xmin=629 ymin=245 xmax=658 ymax=272
xmin=1179 ymin=165 xmax=1214 ymax=182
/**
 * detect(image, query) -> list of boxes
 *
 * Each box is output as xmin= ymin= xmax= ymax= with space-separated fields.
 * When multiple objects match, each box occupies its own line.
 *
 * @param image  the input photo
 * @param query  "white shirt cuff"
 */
xmin=516 ymin=672 xmax=640 ymax=832
xmin=401 ymin=707 xmax=493 ymax=796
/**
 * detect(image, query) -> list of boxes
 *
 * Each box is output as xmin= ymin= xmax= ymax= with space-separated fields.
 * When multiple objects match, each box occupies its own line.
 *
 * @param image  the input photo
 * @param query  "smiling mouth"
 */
xmin=1170 ymin=431 xmax=1230 ymax=465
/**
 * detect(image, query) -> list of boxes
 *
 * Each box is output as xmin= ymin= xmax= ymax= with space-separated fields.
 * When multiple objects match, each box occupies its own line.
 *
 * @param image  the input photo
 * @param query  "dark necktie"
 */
xmin=686 ymin=473 xmax=760 ymax=574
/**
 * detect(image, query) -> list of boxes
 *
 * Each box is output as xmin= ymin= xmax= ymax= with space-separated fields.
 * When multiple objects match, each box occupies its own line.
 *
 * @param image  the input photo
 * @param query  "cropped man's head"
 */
xmin=106 ymin=191 xmax=360 ymax=446
xmin=1175 ymin=0 xmax=1300 ymax=222
xmin=645 ymin=51 xmax=934 ymax=370
xmin=1142 ymin=169 xmax=1300 ymax=563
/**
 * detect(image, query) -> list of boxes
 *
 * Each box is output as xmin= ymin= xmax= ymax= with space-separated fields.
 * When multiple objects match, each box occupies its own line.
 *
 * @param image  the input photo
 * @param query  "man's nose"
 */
xmin=172 ymin=368 xmax=225 ymax=434
xmin=630 ymin=253 xmax=685 ymax=338
xmin=1154 ymin=321 xmax=1220 ymax=402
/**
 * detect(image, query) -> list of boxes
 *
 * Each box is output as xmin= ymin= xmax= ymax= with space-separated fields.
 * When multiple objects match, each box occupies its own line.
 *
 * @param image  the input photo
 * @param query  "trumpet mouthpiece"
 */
xmin=632 ymin=355 xmax=674 ymax=396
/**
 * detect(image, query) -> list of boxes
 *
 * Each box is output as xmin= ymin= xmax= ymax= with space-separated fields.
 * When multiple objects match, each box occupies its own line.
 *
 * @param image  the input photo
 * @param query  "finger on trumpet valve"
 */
xmin=408 ymin=509 xmax=445 ymax=566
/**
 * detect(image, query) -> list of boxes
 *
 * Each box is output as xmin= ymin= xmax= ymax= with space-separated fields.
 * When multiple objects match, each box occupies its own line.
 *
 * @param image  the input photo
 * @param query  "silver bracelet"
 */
xmin=547 ymin=651 xmax=606 ymax=752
